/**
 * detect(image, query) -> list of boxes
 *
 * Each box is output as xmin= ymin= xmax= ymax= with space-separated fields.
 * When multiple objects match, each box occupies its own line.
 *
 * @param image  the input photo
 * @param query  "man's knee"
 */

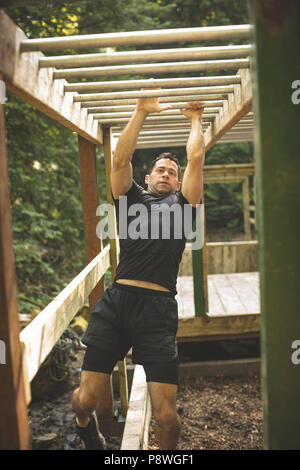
xmin=78 ymin=387 xmax=100 ymax=411
xmin=73 ymin=371 xmax=111 ymax=414
xmin=153 ymin=405 xmax=179 ymax=431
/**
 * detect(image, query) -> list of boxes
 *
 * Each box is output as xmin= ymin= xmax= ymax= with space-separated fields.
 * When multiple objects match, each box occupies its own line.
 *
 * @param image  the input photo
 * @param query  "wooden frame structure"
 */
xmin=203 ymin=163 xmax=256 ymax=242
xmin=0 ymin=1 xmax=299 ymax=450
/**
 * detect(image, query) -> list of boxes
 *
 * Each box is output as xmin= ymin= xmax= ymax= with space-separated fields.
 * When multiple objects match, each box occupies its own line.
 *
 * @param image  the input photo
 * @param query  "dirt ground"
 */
xmin=28 ymin=349 xmax=122 ymax=450
xmin=29 ymin=365 xmax=263 ymax=450
xmin=28 ymin=329 xmax=263 ymax=450
xmin=148 ymin=373 xmax=263 ymax=450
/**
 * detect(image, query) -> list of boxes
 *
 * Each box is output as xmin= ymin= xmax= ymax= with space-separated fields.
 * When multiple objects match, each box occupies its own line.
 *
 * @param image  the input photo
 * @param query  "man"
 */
xmin=72 ymin=92 xmax=205 ymax=450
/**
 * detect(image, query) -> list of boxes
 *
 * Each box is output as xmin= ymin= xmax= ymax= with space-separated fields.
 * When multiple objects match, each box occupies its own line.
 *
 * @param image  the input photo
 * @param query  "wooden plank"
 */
xmin=180 ymin=241 xmax=258 ymax=275
xmin=204 ymin=68 xmax=252 ymax=150
xmin=0 ymin=93 xmax=30 ymax=449
xmin=207 ymin=243 xmax=224 ymax=274
xmin=176 ymin=276 xmax=195 ymax=318
xmin=121 ymin=365 xmax=150 ymax=450
xmin=227 ymin=273 xmax=259 ymax=314
xmin=177 ymin=273 xmax=260 ymax=317
xmin=103 ymin=127 xmax=119 ymax=277
xmin=204 ymin=176 xmax=244 ymax=184
xmin=235 ymin=241 xmax=258 ymax=272
xmin=192 ymin=197 xmax=208 ymax=317
xmin=223 ymin=243 xmax=237 ymax=273
xmin=179 ymin=358 xmax=261 ymax=378
xmin=203 ymin=163 xmax=255 ymax=177
xmin=0 ymin=11 xmax=102 ymax=145
xmin=212 ymin=274 xmax=248 ymax=314
xmin=177 ymin=313 xmax=260 ymax=342
xmin=20 ymin=245 xmax=111 ymax=383
xmin=207 ymin=276 xmax=226 ymax=314
xmin=78 ymin=136 xmax=104 ymax=312
xmin=250 ymin=0 xmax=300 ymax=449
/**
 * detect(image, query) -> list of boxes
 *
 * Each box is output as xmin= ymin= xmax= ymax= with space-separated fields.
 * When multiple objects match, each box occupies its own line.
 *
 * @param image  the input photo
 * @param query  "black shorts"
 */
xmin=81 ymin=282 xmax=179 ymax=385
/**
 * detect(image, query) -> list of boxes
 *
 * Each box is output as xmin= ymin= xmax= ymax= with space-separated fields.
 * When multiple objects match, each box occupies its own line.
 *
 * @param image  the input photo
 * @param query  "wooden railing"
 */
xmin=20 ymin=244 xmax=111 ymax=400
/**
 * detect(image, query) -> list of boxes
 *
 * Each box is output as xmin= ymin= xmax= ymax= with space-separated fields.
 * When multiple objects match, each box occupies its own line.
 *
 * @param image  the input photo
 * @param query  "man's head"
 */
xmin=145 ymin=152 xmax=181 ymax=196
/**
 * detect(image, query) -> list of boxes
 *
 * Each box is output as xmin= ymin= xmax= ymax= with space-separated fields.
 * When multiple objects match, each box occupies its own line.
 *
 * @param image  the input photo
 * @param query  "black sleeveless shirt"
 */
xmin=113 ymin=180 xmax=197 ymax=294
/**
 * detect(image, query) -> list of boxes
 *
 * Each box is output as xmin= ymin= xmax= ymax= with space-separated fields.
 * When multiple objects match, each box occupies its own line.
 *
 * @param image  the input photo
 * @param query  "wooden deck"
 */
xmin=176 ymin=272 xmax=260 ymax=318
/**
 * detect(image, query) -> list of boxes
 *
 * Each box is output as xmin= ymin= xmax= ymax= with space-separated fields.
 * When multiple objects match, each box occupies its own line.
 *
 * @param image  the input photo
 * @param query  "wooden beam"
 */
xmin=103 ymin=128 xmax=119 ymax=278
xmin=250 ymin=0 xmax=300 ymax=450
xmin=78 ymin=136 xmax=104 ymax=312
xmin=179 ymin=241 xmax=258 ymax=276
xmin=0 ymin=11 xmax=102 ymax=145
xmin=204 ymin=68 xmax=252 ymax=150
xmin=0 ymin=89 xmax=30 ymax=449
xmin=20 ymin=25 xmax=251 ymax=53
xmin=20 ymin=245 xmax=111 ymax=383
xmin=177 ymin=313 xmax=260 ymax=342
xmin=179 ymin=358 xmax=260 ymax=378
xmin=121 ymin=365 xmax=151 ymax=450
xmin=103 ymin=127 xmax=128 ymax=417
xmin=204 ymin=176 xmax=244 ymax=183
xmin=203 ymin=163 xmax=255 ymax=177
xmin=192 ymin=203 xmax=208 ymax=317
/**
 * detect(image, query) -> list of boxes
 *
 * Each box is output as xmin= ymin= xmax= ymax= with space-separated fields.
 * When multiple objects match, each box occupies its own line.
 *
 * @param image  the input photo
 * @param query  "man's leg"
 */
xmin=72 ymin=369 xmax=112 ymax=450
xmin=147 ymin=381 xmax=181 ymax=450
xmin=72 ymin=370 xmax=112 ymax=427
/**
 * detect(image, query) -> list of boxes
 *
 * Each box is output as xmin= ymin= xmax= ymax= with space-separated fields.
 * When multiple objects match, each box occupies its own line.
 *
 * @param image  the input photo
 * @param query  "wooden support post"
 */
xmin=103 ymin=128 xmax=119 ymax=278
xmin=192 ymin=195 xmax=208 ymax=317
xmin=242 ymin=176 xmax=251 ymax=241
xmin=250 ymin=0 xmax=300 ymax=449
xmin=103 ymin=127 xmax=128 ymax=417
xmin=78 ymin=136 xmax=104 ymax=313
xmin=0 ymin=85 xmax=30 ymax=449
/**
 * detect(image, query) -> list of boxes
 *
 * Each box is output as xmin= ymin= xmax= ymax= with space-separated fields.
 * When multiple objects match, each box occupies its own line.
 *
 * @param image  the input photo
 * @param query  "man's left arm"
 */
xmin=180 ymin=102 xmax=205 ymax=207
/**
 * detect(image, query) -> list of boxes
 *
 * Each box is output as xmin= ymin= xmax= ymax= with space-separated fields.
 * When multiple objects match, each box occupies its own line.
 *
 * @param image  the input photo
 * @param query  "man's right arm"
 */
xmin=111 ymin=92 xmax=171 ymax=199
xmin=111 ymin=109 xmax=147 ymax=199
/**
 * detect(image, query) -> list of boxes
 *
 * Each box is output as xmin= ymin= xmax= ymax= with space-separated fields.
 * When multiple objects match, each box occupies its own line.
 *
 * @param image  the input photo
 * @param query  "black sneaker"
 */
xmin=75 ymin=412 xmax=107 ymax=450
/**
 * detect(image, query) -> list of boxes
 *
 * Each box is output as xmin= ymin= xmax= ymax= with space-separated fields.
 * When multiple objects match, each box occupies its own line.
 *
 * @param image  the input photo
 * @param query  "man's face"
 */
xmin=145 ymin=158 xmax=181 ymax=195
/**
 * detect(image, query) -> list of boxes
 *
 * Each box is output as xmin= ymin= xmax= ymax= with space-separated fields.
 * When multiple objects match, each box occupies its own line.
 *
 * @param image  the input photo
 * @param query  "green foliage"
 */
xmin=204 ymin=142 xmax=253 ymax=232
xmin=6 ymin=95 xmax=85 ymax=310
